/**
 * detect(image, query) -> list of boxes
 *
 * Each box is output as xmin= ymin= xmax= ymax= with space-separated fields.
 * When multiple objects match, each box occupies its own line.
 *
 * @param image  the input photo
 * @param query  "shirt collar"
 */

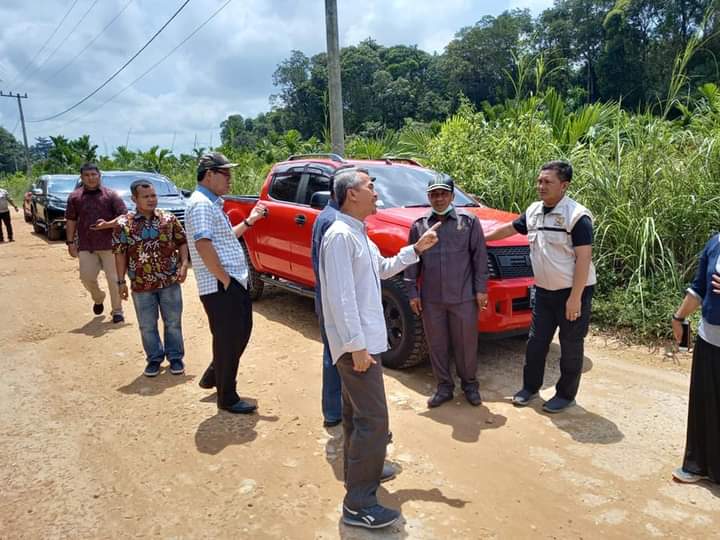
xmin=196 ymin=184 xmax=221 ymax=203
xmin=337 ymin=211 xmax=366 ymax=232
xmin=132 ymin=209 xmax=161 ymax=221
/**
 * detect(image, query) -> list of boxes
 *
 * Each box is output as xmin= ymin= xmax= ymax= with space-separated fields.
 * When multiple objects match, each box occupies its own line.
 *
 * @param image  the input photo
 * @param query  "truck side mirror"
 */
xmin=310 ymin=191 xmax=331 ymax=210
xmin=32 ymin=188 xmax=43 ymax=196
xmin=180 ymin=188 xmax=192 ymax=198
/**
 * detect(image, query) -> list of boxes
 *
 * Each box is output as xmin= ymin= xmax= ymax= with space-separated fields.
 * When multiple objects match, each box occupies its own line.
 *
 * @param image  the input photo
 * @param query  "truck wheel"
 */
xmin=240 ymin=240 xmax=264 ymax=301
xmin=381 ymin=276 xmax=428 ymax=369
xmin=32 ymin=212 xmax=43 ymax=234
xmin=46 ymin=215 xmax=61 ymax=241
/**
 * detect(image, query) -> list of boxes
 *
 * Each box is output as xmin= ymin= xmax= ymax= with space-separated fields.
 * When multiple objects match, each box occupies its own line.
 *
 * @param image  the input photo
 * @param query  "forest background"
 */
xmin=2 ymin=0 xmax=720 ymax=338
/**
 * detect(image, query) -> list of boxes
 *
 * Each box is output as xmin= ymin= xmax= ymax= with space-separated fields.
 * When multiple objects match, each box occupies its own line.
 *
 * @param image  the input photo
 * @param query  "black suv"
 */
xmin=31 ymin=174 xmax=78 ymax=240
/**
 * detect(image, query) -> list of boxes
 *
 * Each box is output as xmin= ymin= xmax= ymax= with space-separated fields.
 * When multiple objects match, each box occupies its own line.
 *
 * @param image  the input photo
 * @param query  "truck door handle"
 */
xmin=295 ymin=214 xmax=306 ymax=225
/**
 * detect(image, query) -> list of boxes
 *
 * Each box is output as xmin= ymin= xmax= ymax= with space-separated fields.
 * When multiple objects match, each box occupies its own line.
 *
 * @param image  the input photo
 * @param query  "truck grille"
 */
xmin=487 ymin=246 xmax=533 ymax=279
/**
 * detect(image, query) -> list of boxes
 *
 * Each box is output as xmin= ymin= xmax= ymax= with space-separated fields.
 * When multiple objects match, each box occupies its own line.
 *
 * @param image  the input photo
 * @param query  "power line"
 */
xmin=13 ymin=0 xmax=81 ymax=86
xmin=28 ymin=0 xmax=192 ymax=123
xmin=22 ymin=0 xmax=102 ymax=86
xmin=44 ymin=0 xmax=134 ymax=84
xmin=65 ymin=0 xmax=234 ymax=126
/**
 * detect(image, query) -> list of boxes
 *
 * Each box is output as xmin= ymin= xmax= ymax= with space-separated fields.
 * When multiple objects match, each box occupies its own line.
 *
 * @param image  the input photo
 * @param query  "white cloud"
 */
xmin=0 ymin=0 xmax=551 ymax=153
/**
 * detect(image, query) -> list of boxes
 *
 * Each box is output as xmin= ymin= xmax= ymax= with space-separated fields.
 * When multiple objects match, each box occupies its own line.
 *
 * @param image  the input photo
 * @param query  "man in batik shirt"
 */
xmin=111 ymin=179 xmax=190 ymax=377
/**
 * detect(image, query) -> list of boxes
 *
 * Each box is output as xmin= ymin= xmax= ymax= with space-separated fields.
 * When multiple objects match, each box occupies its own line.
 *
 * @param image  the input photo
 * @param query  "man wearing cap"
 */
xmin=405 ymin=175 xmax=488 ymax=408
xmin=485 ymin=160 xmax=595 ymax=413
xmin=185 ymin=152 xmax=268 ymax=414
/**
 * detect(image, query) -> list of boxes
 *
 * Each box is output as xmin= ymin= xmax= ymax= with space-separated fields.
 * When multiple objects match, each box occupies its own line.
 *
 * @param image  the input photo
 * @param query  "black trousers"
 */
xmin=335 ymin=353 xmax=389 ymax=510
xmin=683 ymin=336 xmax=720 ymax=482
xmin=0 ymin=211 xmax=12 ymax=241
xmin=199 ymin=279 xmax=253 ymax=408
xmin=523 ymin=285 xmax=593 ymax=400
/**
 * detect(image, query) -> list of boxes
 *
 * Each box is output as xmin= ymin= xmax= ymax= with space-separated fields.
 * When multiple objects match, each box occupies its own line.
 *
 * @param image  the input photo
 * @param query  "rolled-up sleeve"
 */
xmin=404 ymin=222 xmax=421 ymax=299
xmin=186 ymin=202 xmax=214 ymax=241
xmin=321 ymin=232 xmax=366 ymax=354
xmin=471 ymin=216 xmax=489 ymax=293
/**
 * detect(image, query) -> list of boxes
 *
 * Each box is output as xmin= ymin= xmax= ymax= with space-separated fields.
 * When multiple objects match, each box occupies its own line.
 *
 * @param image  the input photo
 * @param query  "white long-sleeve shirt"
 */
xmin=319 ymin=212 xmax=419 ymax=364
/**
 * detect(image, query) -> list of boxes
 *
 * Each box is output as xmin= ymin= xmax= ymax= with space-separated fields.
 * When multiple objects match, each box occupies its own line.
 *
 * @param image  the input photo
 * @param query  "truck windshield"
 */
xmin=364 ymin=166 xmax=477 ymax=209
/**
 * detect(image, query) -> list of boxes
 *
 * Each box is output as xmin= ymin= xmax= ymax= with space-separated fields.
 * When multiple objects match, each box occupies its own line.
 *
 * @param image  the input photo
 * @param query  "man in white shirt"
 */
xmin=0 ymin=187 xmax=19 ymax=242
xmin=319 ymin=168 xmax=439 ymax=529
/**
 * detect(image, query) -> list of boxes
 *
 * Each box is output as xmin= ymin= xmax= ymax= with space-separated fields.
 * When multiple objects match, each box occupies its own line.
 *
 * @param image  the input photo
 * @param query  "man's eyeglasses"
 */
xmin=211 ymin=168 xmax=231 ymax=178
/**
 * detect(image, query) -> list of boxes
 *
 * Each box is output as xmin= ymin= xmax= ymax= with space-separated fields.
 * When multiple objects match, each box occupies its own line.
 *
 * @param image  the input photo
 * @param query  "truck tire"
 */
xmin=381 ymin=276 xmax=428 ymax=369
xmin=240 ymin=240 xmax=264 ymax=301
xmin=32 ymin=212 xmax=43 ymax=234
xmin=46 ymin=215 xmax=61 ymax=241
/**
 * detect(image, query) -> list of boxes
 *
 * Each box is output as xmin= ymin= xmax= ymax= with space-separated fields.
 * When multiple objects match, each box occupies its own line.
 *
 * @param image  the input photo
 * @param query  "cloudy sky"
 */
xmin=0 ymin=0 xmax=553 ymax=155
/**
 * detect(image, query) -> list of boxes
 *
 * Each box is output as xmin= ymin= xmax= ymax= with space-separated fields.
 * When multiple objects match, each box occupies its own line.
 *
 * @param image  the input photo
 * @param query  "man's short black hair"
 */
xmin=80 ymin=162 xmax=100 ymax=175
xmin=130 ymin=179 xmax=153 ymax=196
xmin=540 ymin=160 xmax=573 ymax=182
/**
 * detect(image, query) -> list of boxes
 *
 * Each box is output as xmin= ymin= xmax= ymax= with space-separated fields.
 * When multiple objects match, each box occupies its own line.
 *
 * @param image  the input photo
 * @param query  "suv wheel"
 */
xmin=32 ymin=210 xmax=43 ymax=234
xmin=240 ymin=240 xmax=264 ymax=301
xmin=380 ymin=276 xmax=428 ymax=369
xmin=46 ymin=215 xmax=61 ymax=241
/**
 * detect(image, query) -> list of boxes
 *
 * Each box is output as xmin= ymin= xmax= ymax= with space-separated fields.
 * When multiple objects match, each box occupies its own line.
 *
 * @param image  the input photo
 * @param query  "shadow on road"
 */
xmin=419 ymin=405 xmax=507 ymax=443
xmin=69 ymin=316 xmax=126 ymax=338
xmin=117 ymin=369 xmax=195 ymax=396
xmin=194 ymin=411 xmax=278 ymax=455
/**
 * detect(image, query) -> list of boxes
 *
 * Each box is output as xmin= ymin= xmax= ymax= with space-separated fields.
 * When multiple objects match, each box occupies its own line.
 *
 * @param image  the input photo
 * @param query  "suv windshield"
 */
xmin=364 ymin=166 xmax=477 ymax=209
xmin=48 ymin=178 xmax=78 ymax=192
xmin=100 ymin=175 xmax=178 ymax=196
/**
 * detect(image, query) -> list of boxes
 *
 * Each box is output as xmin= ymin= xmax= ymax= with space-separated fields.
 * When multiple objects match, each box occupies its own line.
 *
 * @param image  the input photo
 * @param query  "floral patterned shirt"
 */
xmin=112 ymin=210 xmax=187 ymax=292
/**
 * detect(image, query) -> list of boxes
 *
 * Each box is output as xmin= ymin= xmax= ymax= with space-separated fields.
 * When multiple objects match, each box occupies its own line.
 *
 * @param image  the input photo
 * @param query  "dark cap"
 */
xmin=427 ymin=175 xmax=454 ymax=193
xmin=197 ymin=152 xmax=238 ymax=174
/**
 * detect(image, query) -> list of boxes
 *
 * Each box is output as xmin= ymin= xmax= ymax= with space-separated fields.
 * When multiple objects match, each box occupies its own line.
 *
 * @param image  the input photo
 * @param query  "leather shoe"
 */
xmin=464 ymin=389 xmax=482 ymax=406
xmin=427 ymin=392 xmax=453 ymax=408
xmin=198 ymin=378 xmax=215 ymax=389
xmin=220 ymin=400 xmax=257 ymax=414
xmin=380 ymin=463 xmax=396 ymax=483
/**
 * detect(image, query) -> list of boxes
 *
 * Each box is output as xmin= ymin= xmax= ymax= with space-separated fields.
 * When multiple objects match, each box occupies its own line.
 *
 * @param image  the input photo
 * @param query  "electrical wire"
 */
xmin=44 ymin=0 xmax=134 ymax=84
xmin=28 ymin=0 xmax=192 ymax=123
xmin=65 ymin=0 xmax=234 ymax=126
xmin=22 ymin=0 xmax=102 ymax=86
xmin=12 ymin=0 xmax=81 ymax=86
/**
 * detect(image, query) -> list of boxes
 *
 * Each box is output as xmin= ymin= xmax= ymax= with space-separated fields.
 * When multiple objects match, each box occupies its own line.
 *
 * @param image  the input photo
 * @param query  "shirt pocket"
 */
xmin=444 ymin=226 xmax=471 ymax=253
xmin=543 ymin=230 xmax=568 ymax=245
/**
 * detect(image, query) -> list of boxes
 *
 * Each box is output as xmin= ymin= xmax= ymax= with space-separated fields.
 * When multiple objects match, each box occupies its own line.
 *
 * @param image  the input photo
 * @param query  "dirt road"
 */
xmin=0 ymin=225 xmax=718 ymax=539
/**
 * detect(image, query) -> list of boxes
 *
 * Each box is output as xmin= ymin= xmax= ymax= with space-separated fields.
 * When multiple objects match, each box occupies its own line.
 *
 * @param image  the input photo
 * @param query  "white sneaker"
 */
xmin=672 ymin=467 xmax=708 ymax=483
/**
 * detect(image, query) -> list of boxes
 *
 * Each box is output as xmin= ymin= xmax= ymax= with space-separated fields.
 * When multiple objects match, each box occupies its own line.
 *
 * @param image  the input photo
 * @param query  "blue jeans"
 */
xmin=131 ymin=283 xmax=184 ymax=364
xmin=321 ymin=328 xmax=342 ymax=423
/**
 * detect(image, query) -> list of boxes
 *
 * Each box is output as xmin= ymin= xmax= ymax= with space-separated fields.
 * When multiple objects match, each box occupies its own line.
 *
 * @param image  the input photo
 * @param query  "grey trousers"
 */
xmin=422 ymin=299 xmax=479 ymax=394
xmin=335 ymin=353 xmax=389 ymax=510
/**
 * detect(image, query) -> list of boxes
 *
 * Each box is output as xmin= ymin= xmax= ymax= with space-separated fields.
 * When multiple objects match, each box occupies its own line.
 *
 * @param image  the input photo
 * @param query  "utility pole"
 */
xmin=324 ymin=0 xmax=345 ymax=156
xmin=0 ymin=91 xmax=32 ymax=178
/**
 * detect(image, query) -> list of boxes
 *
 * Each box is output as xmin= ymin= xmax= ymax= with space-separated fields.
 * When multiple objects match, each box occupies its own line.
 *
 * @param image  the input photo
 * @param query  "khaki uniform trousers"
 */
xmin=78 ymin=250 xmax=123 ymax=315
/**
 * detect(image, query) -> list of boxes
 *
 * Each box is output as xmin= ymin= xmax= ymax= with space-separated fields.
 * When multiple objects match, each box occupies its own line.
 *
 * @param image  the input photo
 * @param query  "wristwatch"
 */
xmin=117 ymin=279 xmax=127 ymax=286
xmin=65 ymin=240 xmax=75 ymax=245
xmin=243 ymin=219 xmax=253 ymax=227
xmin=672 ymin=314 xmax=685 ymax=322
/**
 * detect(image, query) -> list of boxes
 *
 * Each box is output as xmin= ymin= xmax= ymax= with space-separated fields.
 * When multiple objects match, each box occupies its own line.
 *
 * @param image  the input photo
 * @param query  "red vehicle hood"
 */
xmin=370 ymin=206 xmax=527 ymax=246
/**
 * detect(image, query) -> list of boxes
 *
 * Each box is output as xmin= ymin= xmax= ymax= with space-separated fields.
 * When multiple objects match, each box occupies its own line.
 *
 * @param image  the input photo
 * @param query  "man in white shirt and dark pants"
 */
xmin=319 ymin=168 xmax=440 ymax=529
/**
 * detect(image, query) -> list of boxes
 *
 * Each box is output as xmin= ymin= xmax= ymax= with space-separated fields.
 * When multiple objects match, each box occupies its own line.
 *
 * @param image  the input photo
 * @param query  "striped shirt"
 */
xmin=185 ymin=185 xmax=248 ymax=296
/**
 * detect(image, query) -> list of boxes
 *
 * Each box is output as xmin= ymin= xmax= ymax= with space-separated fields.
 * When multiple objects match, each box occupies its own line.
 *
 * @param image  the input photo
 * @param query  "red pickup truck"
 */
xmin=224 ymin=154 xmax=534 ymax=369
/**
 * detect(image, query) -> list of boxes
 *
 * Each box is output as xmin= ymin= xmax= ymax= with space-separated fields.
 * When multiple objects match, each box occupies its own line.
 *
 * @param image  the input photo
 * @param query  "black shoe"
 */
xmin=464 ymin=389 xmax=482 ymax=406
xmin=198 ymin=378 xmax=215 ymax=389
xmin=93 ymin=302 xmax=104 ymax=315
xmin=219 ymin=400 xmax=257 ymax=414
xmin=380 ymin=463 xmax=396 ymax=483
xmin=323 ymin=418 xmax=342 ymax=428
xmin=8 ymin=238 xmax=13 ymax=242
xmin=112 ymin=314 xmax=124 ymax=324
xmin=427 ymin=392 xmax=453 ymax=408
xmin=342 ymin=504 xmax=400 ymax=529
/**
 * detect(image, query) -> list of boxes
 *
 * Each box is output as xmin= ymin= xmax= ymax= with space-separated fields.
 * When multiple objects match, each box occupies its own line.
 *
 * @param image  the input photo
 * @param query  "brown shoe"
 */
xmin=427 ymin=392 xmax=453 ymax=408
